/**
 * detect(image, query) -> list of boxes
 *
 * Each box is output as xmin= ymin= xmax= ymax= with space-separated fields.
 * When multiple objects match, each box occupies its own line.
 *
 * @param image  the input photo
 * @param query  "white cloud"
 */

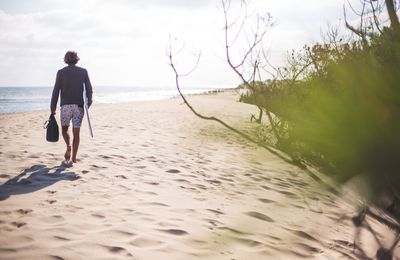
xmin=0 ymin=0 xmax=348 ymax=87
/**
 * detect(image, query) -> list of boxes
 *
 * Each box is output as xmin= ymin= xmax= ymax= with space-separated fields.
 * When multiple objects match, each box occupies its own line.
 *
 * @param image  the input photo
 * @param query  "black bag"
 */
xmin=44 ymin=113 xmax=59 ymax=142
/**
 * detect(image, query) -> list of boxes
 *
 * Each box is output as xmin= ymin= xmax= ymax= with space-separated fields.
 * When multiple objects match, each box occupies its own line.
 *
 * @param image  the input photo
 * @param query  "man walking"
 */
xmin=50 ymin=51 xmax=93 ymax=163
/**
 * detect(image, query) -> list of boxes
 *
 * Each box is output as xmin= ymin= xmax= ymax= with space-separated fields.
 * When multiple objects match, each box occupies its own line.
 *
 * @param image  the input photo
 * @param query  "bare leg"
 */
xmin=62 ymin=126 xmax=71 ymax=161
xmin=71 ymin=128 xmax=80 ymax=163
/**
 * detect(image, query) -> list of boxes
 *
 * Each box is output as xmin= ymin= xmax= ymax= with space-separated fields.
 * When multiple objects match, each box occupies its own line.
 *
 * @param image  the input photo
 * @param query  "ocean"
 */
xmin=0 ymin=86 xmax=219 ymax=115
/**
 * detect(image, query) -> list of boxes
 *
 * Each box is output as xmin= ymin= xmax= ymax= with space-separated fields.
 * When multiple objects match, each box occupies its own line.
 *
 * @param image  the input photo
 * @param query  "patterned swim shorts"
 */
xmin=60 ymin=104 xmax=84 ymax=128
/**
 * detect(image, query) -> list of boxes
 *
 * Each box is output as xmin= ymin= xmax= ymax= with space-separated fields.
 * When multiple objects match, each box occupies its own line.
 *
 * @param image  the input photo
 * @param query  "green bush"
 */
xmin=242 ymin=29 xmax=400 ymax=202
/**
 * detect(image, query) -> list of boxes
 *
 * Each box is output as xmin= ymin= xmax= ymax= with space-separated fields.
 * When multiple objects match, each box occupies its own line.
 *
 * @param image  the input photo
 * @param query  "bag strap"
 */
xmin=43 ymin=113 xmax=54 ymax=129
xmin=43 ymin=120 xmax=49 ymax=129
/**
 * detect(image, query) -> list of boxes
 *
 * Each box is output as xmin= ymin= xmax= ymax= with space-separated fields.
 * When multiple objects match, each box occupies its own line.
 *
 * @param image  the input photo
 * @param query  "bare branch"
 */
xmin=166 ymin=35 xmax=189 ymax=64
xmin=167 ymin=43 xmax=293 ymax=166
xmin=348 ymin=0 xmax=364 ymax=16
xmin=222 ymin=3 xmax=281 ymax=142
xmin=359 ymin=0 xmax=367 ymax=33
xmin=223 ymin=1 xmax=272 ymax=88
xmin=235 ymin=14 xmax=271 ymax=70
xmin=224 ymin=0 xmax=249 ymax=47
xmin=180 ymin=52 xmax=202 ymax=77
xmin=369 ymin=0 xmax=384 ymax=34
xmin=344 ymin=3 xmax=366 ymax=38
xmin=166 ymin=37 xmax=201 ymax=78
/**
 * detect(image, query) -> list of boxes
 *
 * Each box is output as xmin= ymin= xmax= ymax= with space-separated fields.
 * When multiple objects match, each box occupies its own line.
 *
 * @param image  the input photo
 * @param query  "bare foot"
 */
xmin=61 ymin=160 xmax=73 ymax=167
xmin=71 ymin=157 xmax=77 ymax=163
xmin=64 ymin=146 xmax=71 ymax=161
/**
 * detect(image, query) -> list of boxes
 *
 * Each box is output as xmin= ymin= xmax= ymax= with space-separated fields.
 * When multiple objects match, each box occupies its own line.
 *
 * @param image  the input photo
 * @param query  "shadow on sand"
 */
xmin=0 ymin=164 xmax=79 ymax=201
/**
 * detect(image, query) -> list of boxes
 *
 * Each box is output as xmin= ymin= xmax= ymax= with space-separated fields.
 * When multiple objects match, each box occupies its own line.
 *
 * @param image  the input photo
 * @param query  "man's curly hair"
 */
xmin=64 ymin=51 xmax=80 ymax=65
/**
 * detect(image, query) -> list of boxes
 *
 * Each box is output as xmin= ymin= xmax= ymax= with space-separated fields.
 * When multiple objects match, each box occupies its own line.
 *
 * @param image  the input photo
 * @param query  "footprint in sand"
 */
xmin=218 ymin=227 xmax=251 ymax=236
xmin=157 ymin=229 xmax=188 ymax=236
xmin=233 ymin=237 xmax=264 ymax=248
xmin=207 ymin=209 xmax=225 ymax=215
xmin=204 ymin=218 xmax=223 ymax=227
xmin=91 ymin=213 xmax=106 ymax=219
xmin=90 ymin=165 xmax=107 ymax=169
xmin=261 ymin=185 xmax=272 ymax=190
xmin=288 ymin=178 xmax=309 ymax=188
xmin=144 ymin=202 xmax=168 ymax=207
xmin=53 ymin=236 xmax=71 ymax=241
xmin=245 ymin=211 xmax=275 ymax=223
xmin=0 ymin=248 xmax=17 ymax=253
xmin=100 ymin=245 xmax=132 ymax=257
xmin=290 ymin=242 xmax=323 ymax=256
xmin=16 ymin=209 xmax=33 ymax=215
xmin=218 ymin=177 xmax=234 ymax=183
xmin=11 ymin=221 xmax=26 ymax=228
xmin=333 ymin=239 xmax=354 ymax=249
xmin=174 ymin=179 xmax=190 ymax=184
xmin=290 ymin=230 xmax=318 ymax=242
xmin=266 ymin=234 xmax=282 ymax=241
xmin=100 ymin=229 xmax=136 ymax=238
xmin=194 ymin=184 xmax=207 ymax=190
xmin=258 ymin=198 xmax=276 ymax=204
xmin=122 ymin=208 xmax=135 ymax=213
xmin=130 ymin=237 xmax=164 ymax=248
xmin=108 ymin=246 xmax=126 ymax=253
xmin=207 ymin=179 xmax=222 ymax=185
xmin=274 ymin=182 xmax=292 ymax=189
xmin=276 ymin=190 xmax=299 ymax=199
xmin=166 ymin=169 xmax=180 ymax=173
xmin=47 ymin=215 xmax=64 ymax=223
xmin=145 ymin=181 xmax=159 ymax=186
xmin=113 ymin=154 xmax=127 ymax=159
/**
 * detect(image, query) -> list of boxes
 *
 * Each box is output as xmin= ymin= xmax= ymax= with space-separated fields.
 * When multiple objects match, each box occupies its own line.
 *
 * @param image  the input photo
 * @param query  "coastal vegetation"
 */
xmin=238 ymin=0 xmax=400 ymax=213
xmin=171 ymin=0 xmax=400 ymax=211
xmin=233 ymin=2 xmax=400 ymax=256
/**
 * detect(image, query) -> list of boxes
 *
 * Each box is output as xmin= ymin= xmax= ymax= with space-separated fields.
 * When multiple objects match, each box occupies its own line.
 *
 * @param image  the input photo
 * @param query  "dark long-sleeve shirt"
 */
xmin=50 ymin=65 xmax=93 ymax=112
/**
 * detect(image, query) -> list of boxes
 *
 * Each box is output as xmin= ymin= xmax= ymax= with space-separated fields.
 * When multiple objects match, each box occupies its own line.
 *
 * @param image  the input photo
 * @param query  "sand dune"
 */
xmin=0 ymin=91 xmax=399 ymax=259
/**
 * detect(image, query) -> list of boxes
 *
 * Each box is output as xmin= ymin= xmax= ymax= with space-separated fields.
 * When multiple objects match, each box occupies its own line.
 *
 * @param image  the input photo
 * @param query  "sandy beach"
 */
xmin=0 ymin=91 xmax=399 ymax=259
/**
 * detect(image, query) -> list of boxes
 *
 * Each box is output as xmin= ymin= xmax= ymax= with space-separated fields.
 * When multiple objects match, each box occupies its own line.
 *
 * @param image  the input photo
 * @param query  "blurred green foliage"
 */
xmin=240 ymin=28 xmax=400 ymax=201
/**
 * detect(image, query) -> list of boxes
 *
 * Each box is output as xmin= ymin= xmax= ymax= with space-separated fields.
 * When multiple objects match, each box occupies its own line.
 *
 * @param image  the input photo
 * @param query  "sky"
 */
xmin=0 ymin=0 xmax=347 ymax=88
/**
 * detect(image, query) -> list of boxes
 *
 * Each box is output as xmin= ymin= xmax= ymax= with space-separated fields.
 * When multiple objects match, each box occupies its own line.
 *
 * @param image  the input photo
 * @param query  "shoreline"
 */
xmin=0 ymin=91 xmax=398 ymax=259
xmin=0 ymin=87 xmax=235 ymax=116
